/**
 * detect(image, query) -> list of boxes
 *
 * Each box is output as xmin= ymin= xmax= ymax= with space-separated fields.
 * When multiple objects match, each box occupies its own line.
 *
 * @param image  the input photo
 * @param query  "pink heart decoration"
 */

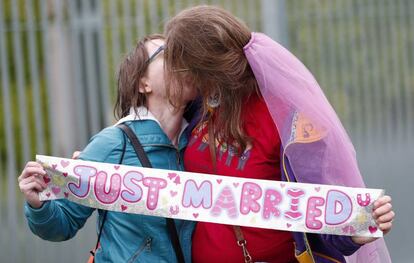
xmin=280 ymin=183 xmax=286 ymax=188
xmin=286 ymin=223 xmax=292 ymax=228
xmin=216 ymin=179 xmax=222 ymax=184
xmin=342 ymin=226 xmax=349 ymax=234
xmin=174 ymin=176 xmax=181 ymax=185
xmin=170 ymin=190 xmax=178 ymax=197
xmin=43 ymin=176 xmax=51 ymax=184
xmin=315 ymin=187 xmax=321 ymax=192
xmin=233 ymin=182 xmax=239 ymax=188
xmin=368 ymin=226 xmax=378 ymax=234
xmin=114 ymin=165 xmax=120 ymax=170
xmin=52 ymin=186 xmax=61 ymax=195
xmin=46 ymin=192 xmax=51 ymax=197
xmin=62 ymin=172 xmax=68 ymax=177
xmin=193 ymin=213 xmax=199 ymax=218
xmin=60 ymin=160 xmax=70 ymax=168
xmin=121 ymin=205 xmax=128 ymax=211
xmin=52 ymin=164 xmax=58 ymax=170
xmin=168 ymin=173 xmax=177 ymax=180
xmin=64 ymin=192 xmax=69 ymax=198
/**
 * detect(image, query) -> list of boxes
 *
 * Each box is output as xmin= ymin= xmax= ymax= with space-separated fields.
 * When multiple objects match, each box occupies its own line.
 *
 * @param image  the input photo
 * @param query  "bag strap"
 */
xmin=166 ymin=219 xmax=185 ymax=263
xmin=118 ymin=123 xmax=152 ymax=167
xmin=233 ymin=226 xmax=253 ymax=263
xmin=90 ymin=129 xmax=127 ymax=261
xmin=117 ymin=123 xmax=185 ymax=263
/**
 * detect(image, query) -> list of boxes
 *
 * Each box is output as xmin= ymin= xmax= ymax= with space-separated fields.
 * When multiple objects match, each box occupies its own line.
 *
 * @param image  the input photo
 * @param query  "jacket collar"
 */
xmin=114 ymin=106 xmax=163 ymax=126
xmin=114 ymin=106 xmax=189 ymax=144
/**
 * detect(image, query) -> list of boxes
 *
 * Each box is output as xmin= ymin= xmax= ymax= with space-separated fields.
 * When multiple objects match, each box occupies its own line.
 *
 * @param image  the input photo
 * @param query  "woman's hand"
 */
xmin=72 ymin=151 xmax=81 ymax=159
xmin=18 ymin=161 xmax=48 ymax=209
xmin=351 ymin=195 xmax=395 ymax=245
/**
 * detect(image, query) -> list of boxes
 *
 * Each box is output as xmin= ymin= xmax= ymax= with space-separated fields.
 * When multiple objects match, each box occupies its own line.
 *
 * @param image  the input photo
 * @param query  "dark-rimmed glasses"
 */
xmin=146 ymin=44 xmax=190 ymax=73
xmin=145 ymin=45 xmax=165 ymax=64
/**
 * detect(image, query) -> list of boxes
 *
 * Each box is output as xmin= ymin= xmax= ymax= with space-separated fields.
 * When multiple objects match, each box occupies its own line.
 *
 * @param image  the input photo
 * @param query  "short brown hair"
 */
xmin=164 ymin=5 xmax=258 ymax=153
xmin=114 ymin=34 xmax=164 ymax=119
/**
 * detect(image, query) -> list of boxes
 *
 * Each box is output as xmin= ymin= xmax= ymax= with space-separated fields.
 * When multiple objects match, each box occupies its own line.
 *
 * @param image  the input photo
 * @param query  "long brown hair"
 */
xmin=164 ymin=5 xmax=258 ymax=153
xmin=114 ymin=34 xmax=164 ymax=120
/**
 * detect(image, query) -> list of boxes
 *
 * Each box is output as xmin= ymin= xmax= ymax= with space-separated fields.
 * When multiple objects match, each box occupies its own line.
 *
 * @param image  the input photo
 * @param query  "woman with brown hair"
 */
xmin=164 ymin=5 xmax=394 ymax=263
xmin=19 ymin=34 xmax=195 ymax=262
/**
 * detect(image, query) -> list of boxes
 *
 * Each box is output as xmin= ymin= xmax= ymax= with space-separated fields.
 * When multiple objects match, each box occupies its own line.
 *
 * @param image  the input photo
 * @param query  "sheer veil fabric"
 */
xmin=244 ymin=32 xmax=391 ymax=263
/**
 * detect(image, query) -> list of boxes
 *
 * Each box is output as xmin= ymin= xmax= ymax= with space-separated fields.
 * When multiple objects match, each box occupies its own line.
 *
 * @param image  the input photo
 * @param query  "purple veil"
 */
xmin=244 ymin=32 xmax=391 ymax=263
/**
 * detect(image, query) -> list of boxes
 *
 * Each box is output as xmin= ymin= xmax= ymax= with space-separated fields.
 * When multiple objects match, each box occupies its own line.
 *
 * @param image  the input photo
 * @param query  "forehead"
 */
xmin=145 ymin=39 xmax=165 ymax=54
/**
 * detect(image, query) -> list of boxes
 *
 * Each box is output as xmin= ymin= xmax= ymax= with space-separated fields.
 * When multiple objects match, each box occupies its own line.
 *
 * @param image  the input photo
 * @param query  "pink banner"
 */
xmin=37 ymin=155 xmax=384 ymax=237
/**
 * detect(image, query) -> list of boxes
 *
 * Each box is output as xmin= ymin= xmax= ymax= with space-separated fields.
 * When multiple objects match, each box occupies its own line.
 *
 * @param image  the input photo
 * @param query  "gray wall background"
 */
xmin=0 ymin=0 xmax=413 ymax=262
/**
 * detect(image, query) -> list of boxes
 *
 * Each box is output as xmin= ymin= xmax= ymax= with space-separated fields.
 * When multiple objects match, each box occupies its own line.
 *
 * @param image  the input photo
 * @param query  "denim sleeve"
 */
xmin=24 ymin=199 xmax=94 ymax=241
xmin=24 ymin=126 xmax=124 ymax=241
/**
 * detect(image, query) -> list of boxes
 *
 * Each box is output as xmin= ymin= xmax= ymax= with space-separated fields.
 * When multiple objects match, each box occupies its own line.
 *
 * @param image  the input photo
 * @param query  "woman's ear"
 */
xmin=138 ymin=77 xmax=152 ymax=94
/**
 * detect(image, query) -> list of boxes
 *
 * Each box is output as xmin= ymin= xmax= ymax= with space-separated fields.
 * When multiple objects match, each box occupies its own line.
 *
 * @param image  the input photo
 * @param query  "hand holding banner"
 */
xmin=37 ymin=155 xmax=383 ymax=237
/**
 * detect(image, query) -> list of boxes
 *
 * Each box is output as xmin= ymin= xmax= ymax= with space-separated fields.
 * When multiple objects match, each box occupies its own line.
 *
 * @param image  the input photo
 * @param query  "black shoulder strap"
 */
xmin=90 ymin=130 xmax=127 ymax=261
xmin=117 ymin=123 xmax=185 ymax=263
xmin=118 ymin=123 xmax=152 ymax=167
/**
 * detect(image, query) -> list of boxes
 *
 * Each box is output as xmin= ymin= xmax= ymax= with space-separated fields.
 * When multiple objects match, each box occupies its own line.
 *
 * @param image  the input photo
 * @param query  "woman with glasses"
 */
xmin=19 ymin=34 xmax=196 ymax=263
xmin=164 ymin=6 xmax=394 ymax=263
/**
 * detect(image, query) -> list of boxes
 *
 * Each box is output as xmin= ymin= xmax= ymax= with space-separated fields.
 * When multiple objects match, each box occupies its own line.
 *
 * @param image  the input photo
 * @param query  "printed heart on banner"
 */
xmin=280 ymin=183 xmax=286 ymax=188
xmin=62 ymin=172 xmax=68 ymax=177
xmin=52 ymin=186 xmax=61 ymax=195
xmin=193 ymin=213 xmax=199 ymax=218
xmin=168 ymin=173 xmax=177 ymax=180
xmin=60 ymin=160 xmax=70 ymax=168
xmin=52 ymin=164 xmax=57 ymax=170
xmin=314 ymin=187 xmax=321 ymax=192
xmin=286 ymin=223 xmax=292 ymax=228
xmin=174 ymin=176 xmax=181 ymax=185
xmin=46 ymin=192 xmax=51 ymax=197
xmin=121 ymin=205 xmax=128 ymax=211
xmin=368 ymin=226 xmax=378 ymax=234
xmin=170 ymin=190 xmax=178 ymax=197
xmin=342 ymin=226 xmax=350 ymax=234
xmin=64 ymin=192 xmax=69 ymax=198
xmin=43 ymin=176 xmax=51 ymax=184
xmin=114 ymin=165 xmax=120 ymax=170
xmin=216 ymin=179 xmax=222 ymax=184
xmin=233 ymin=182 xmax=239 ymax=188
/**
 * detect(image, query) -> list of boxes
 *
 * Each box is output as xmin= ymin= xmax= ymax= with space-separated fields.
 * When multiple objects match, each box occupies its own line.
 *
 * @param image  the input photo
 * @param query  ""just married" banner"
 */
xmin=36 ymin=155 xmax=384 ymax=237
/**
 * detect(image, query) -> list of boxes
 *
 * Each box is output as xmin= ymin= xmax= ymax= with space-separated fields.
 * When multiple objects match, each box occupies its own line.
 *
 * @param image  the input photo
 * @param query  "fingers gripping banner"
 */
xmin=36 ymin=155 xmax=384 ymax=237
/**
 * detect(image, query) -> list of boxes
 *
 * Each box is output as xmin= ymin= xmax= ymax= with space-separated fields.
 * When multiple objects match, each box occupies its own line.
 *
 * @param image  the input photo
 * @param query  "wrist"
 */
xmin=28 ymin=200 xmax=44 ymax=209
xmin=351 ymin=236 xmax=374 ymax=245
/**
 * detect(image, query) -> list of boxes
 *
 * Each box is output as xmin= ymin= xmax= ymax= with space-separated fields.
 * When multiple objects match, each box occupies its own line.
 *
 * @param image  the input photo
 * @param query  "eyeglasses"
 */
xmin=146 ymin=44 xmax=190 ymax=73
xmin=172 ymin=68 xmax=190 ymax=73
xmin=146 ymin=45 xmax=165 ymax=64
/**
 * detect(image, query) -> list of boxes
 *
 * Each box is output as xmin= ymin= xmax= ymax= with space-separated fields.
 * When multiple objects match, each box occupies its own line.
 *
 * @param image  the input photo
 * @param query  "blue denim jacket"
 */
xmin=24 ymin=116 xmax=195 ymax=263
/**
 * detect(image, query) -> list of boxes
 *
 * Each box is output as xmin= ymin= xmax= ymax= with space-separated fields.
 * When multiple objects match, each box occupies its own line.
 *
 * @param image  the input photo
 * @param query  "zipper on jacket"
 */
xmin=127 ymin=237 xmax=152 ymax=263
xmin=145 ymin=237 xmax=152 ymax=252
xmin=175 ymin=149 xmax=181 ymax=166
xmin=145 ymin=143 xmax=182 ymax=168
